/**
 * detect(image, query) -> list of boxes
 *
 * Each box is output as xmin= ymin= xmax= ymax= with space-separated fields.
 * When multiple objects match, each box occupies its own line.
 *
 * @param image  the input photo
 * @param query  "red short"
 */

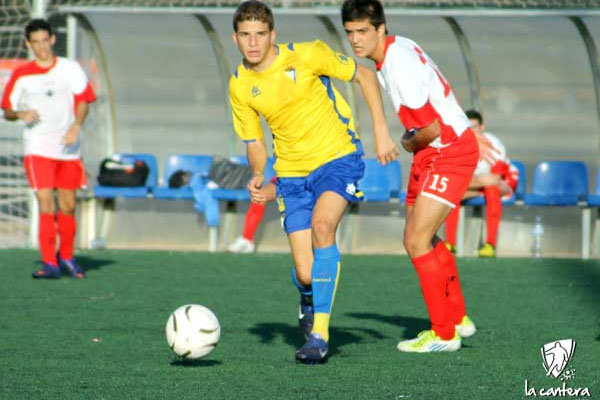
xmin=24 ymin=155 xmax=87 ymax=190
xmin=405 ymin=129 xmax=479 ymax=208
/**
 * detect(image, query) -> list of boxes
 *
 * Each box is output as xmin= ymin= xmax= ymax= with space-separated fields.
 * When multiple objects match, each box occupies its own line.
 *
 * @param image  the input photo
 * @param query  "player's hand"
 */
xmin=17 ymin=110 xmax=40 ymax=125
xmin=251 ymin=188 xmax=269 ymax=204
xmin=375 ymin=129 xmax=401 ymax=165
xmin=262 ymin=182 xmax=277 ymax=203
xmin=247 ymin=175 xmax=265 ymax=203
xmin=252 ymin=183 xmax=276 ymax=204
xmin=63 ymin=123 xmax=81 ymax=146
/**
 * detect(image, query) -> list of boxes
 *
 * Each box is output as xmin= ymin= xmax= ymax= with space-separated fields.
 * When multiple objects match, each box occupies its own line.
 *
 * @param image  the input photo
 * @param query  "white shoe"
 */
xmin=455 ymin=315 xmax=477 ymax=338
xmin=396 ymin=330 xmax=461 ymax=353
xmin=227 ymin=237 xmax=255 ymax=253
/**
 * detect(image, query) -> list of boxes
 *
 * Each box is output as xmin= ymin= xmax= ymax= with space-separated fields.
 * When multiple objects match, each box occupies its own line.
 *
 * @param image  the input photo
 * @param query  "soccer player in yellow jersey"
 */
xmin=230 ymin=0 xmax=399 ymax=364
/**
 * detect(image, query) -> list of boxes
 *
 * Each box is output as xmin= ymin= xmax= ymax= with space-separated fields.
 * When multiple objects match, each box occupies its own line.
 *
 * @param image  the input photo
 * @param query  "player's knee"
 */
xmin=311 ymin=218 xmax=335 ymax=247
xmin=403 ymin=231 xmax=429 ymax=258
xmin=403 ymin=235 xmax=417 ymax=257
xmin=59 ymin=201 xmax=76 ymax=215
xmin=37 ymin=198 xmax=55 ymax=214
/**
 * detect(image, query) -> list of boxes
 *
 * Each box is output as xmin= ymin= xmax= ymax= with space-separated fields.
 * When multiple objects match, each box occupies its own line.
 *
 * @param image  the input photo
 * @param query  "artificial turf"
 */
xmin=1 ymin=249 xmax=598 ymax=400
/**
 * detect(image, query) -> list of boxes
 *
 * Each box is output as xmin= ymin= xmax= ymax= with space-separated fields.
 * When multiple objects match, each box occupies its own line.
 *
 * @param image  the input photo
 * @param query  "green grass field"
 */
xmin=1 ymin=249 xmax=599 ymax=400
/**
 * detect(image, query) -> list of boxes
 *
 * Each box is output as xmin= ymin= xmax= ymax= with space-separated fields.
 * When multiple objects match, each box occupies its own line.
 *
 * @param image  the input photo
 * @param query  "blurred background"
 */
xmin=1 ymin=0 xmax=599 ymax=257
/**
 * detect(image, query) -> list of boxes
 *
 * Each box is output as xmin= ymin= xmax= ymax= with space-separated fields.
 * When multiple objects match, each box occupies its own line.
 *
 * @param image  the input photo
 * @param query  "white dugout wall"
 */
xmin=1 ymin=4 xmax=600 ymax=256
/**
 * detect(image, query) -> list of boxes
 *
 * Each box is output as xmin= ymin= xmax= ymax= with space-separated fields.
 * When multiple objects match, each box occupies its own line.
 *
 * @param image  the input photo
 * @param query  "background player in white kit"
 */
xmin=445 ymin=109 xmax=519 ymax=258
xmin=342 ymin=0 xmax=478 ymax=352
xmin=1 ymin=19 xmax=96 ymax=279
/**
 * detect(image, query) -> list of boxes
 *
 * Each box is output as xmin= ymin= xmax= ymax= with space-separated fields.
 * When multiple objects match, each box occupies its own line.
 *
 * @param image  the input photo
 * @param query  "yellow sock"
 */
xmin=312 ymin=313 xmax=331 ymax=342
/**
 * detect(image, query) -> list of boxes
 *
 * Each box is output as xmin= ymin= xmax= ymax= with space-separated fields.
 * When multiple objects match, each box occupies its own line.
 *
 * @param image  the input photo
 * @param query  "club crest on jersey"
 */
xmin=284 ymin=67 xmax=296 ymax=83
xmin=345 ymin=183 xmax=356 ymax=195
xmin=336 ymin=53 xmax=350 ymax=64
xmin=251 ymin=85 xmax=261 ymax=97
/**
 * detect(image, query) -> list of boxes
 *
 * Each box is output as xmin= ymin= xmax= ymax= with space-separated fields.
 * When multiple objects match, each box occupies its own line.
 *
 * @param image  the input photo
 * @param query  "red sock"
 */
xmin=445 ymin=205 xmax=460 ymax=246
xmin=57 ymin=212 xmax=76 ymax=260
xmin=484 ymin=186 xmax=502 ymax=247
xmin=433 ymin=241 xmax=466 ymax=325
xmin=39 ymin=213 xmax=57 ymax=265
xmin=242 ymin=202 xmax=266 ymax=241
xmin=411 ymin=248 xmax=454 ymax=340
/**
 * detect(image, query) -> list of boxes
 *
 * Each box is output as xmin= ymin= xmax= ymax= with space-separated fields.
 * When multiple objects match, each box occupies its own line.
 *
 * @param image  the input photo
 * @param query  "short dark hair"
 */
xmin=25 ymin=19 xmax=53 ymax=40
xmin=341 ymin=0 xmax=386 ymax=30
xmin=233 ymin=0 xmax=274 ymax=32
xmin=465 ymin=109 xmax=483 ymax=124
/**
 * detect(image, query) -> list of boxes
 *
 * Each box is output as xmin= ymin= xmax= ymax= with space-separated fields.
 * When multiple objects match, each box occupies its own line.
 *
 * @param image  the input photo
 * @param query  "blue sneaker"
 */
xmin=295 ymin=333 xmax=328 ymax=364
xmin=32 ymin=263 xmax=61 ymax=279
xmin=57 ymin=255 xmax=85 ymax=279
xmin=299 ymin=295 xmax=314 ymax=339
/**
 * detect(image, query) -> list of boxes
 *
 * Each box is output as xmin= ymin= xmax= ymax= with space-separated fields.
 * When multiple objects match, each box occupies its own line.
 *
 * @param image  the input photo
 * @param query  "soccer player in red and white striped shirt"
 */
xmin=1 ymin=19 xmax=96 ymax=279
xmin=342 ymin=0 xmax=478 ymax=352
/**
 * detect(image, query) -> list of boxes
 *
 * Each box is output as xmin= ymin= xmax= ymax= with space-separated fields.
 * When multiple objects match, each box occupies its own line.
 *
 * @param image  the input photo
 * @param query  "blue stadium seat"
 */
xmin=94 ymin=153 xmax=158 ymax=198
xmin=153 ymin=154 xmax=213 ymax=199
xmin=512 ymin=160 xmax=527 ymax=201
xmin=190 ymin=174 xmax=220 ymax=227
xmin=587 ymin=168 xmax=600 ymax=206
xmin=461 ymin=160 xmax=526 ymax=206
xmin=359 ymin=158 xmax=402 ymax=202
xmin=524 ymin=161 xmax=588 ymax=206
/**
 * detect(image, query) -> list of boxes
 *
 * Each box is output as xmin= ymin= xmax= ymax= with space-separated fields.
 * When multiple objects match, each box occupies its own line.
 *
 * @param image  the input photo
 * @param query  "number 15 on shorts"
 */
xmin=428 ymin=174 xmax=448 ymax=193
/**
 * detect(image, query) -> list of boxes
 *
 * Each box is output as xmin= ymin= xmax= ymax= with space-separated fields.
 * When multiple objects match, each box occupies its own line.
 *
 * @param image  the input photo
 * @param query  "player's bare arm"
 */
xmin=246 ymin=139 xmax=268 ymax=203
xmin=3 ymin=108 xmax=40 ymax=124
xmin=63 ymin=101 xmax=89 ymax=146
xmin=401 ymin=118 xmax=441 ymax=153
xmin=353 ymin=64 xmax=400 ymax=165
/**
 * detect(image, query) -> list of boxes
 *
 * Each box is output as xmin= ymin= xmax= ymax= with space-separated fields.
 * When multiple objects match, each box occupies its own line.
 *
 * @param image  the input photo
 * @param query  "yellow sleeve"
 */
xmin=294 ymin=40 xmax=357 ymax=82
xmin=229 ymin=76 xmax=263 ymax=142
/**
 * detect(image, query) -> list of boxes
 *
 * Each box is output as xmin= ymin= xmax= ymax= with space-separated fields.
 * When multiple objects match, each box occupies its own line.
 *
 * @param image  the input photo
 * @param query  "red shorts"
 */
xmin=405 ymin=129 xmax=479 ymax=208
xmin=24 ymin=155 xmax=87 ymax=190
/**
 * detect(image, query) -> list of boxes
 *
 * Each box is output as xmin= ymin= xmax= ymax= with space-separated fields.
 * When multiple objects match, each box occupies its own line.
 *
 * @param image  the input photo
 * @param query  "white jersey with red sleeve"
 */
xmin=1 ymin=56 xmax=96 ymax=160
xmin=376 ymin=36 xmax=471 ymax=147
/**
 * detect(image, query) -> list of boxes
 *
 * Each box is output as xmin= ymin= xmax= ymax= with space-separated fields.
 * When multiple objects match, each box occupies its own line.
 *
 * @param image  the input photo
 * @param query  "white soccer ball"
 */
xmin=165 ymin=304 xmax=220 ymax=359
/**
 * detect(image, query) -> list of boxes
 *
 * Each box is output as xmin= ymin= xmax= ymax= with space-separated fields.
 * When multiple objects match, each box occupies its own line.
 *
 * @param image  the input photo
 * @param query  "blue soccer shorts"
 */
xmin=275 ymin=153 xmax=365 ymax=234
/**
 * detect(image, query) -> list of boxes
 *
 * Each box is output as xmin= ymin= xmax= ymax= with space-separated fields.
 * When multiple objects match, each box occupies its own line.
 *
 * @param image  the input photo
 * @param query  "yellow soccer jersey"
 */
xmin=229 ymin=40 xmax=361 ymax=177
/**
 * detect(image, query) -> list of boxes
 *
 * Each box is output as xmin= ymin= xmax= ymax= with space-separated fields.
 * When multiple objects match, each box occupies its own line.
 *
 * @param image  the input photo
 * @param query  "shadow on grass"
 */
xmin=346 ymin=312 xmax=430 ymax=339
xmin=170 ymin=358 xmax=222 ymax=367
xmin=77 ymin=256 xmax=115 ymax=273
xmin=248 ymin=322 xmax=387 ymax=357
xmin=35 ymin=256 xmax=115 ymax=274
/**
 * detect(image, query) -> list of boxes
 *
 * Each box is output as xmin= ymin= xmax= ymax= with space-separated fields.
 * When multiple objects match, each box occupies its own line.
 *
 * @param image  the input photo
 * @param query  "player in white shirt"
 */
xmin=342 ymin=0 xmax=478 ymax=352
xmin=445 ymin=110 xmax=519 ymax=258
xmin=1 ymin=19 xmax=96 ymax=279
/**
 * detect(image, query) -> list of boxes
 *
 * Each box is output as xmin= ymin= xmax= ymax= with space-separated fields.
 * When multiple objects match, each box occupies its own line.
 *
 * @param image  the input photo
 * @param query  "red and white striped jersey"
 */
xmin=1 ymin=57 xmax=96 ymax=160
xmin=376 ymin=36 xmax=470 ymax=148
